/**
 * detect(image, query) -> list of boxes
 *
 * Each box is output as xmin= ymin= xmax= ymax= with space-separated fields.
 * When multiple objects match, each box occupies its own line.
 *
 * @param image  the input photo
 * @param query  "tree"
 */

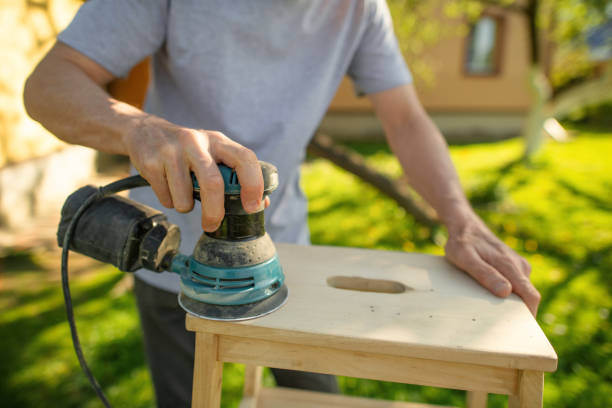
xmin=389 ymin=0 xmax=612 ymax=157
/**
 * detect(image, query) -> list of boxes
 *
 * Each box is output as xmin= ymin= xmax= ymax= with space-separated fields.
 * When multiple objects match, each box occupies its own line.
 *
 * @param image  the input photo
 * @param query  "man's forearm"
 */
xmin=385 ymin=110 xmax=475 ymax=231
xmin=24 ymin=44 xmax=144 ymax=155
xmin=370 ymin=84 xmax=539 ymax=315
xmin=25 ymin=42 xmax=267 ymax=231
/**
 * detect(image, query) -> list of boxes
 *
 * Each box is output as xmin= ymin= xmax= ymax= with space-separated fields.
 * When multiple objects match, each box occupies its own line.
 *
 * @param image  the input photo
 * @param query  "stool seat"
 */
xmin=186 ymin=244 xmax=557 ymax=408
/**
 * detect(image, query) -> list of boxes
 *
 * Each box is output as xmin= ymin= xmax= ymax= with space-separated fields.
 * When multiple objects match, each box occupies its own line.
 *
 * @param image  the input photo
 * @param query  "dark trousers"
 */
xmin=134 ymin=277 xmax=339 ymax=408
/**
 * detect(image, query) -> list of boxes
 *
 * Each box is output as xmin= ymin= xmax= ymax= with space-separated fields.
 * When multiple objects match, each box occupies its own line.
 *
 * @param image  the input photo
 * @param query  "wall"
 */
xmin=0 ymin=0 xmax=82 ymax=167
xmin=326 ymin=6 xmax=533 ymax=138
xmin=0 ymin=1 xmax=99 ymax=235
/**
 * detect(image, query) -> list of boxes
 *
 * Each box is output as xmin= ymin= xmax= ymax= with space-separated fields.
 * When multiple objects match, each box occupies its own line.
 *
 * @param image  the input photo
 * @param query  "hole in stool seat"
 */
xmin=326 ymin=276 xmax=409 ymax=294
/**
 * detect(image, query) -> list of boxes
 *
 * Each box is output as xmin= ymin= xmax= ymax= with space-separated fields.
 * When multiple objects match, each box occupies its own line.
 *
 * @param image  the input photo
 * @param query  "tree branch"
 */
xmin=307 ymin=134 xmax=439 ymax=228
xmin=551 ymin=65 xmax=612 ymax=117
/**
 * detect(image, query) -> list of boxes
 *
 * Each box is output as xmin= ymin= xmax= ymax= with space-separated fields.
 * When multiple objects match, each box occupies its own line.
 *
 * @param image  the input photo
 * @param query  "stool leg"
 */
xmin=243 ymin=365 xmax=263 ymax=398
xmin=508 ymin=370 xmax=544 ymax=408
xmin=192 ymin=333 xmax=224 ymax=408
xmin=239 ymin=365 xmax=263 ymax=408
xmin=467 ymin=390 xmax=487 ymax=408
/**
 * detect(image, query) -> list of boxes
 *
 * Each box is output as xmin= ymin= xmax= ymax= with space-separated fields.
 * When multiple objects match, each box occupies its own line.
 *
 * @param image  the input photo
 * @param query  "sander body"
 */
xmin=58 ymin=161 xmax=288 ymax=321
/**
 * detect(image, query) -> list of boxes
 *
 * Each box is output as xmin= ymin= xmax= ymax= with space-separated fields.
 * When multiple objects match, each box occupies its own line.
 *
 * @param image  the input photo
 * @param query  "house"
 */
xmin=322 ymin=6 xmax=534 ymax=142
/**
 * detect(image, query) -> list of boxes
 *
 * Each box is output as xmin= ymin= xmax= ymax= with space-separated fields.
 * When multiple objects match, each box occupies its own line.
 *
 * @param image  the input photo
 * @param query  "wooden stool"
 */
xmin=186 ymin=244 xmax=557 ymax=408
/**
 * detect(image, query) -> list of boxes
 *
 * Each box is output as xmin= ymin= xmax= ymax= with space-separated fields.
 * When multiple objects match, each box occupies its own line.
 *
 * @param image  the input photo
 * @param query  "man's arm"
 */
xmin=24 ymin=42 xmax=264 ymax=231
xmin=369 ymin=84 xmax=540 ymax=316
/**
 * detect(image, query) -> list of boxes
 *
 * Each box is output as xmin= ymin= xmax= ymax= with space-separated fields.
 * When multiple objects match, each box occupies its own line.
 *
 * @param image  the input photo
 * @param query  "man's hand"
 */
xmin=369 ymin=84 xmax=540 ymax=316
xmin=24 ymin=42 xmax=264 ymax=231
xmin=444 ymin=214 xmax=541 ymax=316
xmin=123 ymin=116 xmax=264 ymax=231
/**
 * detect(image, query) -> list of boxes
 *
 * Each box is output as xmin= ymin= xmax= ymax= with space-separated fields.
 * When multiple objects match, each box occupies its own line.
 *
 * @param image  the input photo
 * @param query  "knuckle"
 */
xmin=239 ymin=148 xmax=258 ymax=163
xmin=514 ymin=275 xmax=531 ymax=289
xmin=176 ymin=128 xmax=196 ymax=141
xmin=521 ymin=258 xmax=532 ymax=276
xmin=192 ymin=157 xmax=212 ymax=169
xmin=498 ymin=255 xmax=519 ymax=274
xmin=140 ymin=158 xmax=162 ymax=175
xmin=469 ymin=263 xmax=490 ymax=282
xmin=241 ymin=181 xmax=263 ymax=196
xmin=159 ymin=142 xmax=179 ymax=157
xmin=202 ymin=173 xmax=224 ymax=191
xmin=480 ymin=271 xmax=500 ymax=288
xmin=207 ymin=130 xmax=225 ymax=143
xmin=499 ymin=255 xmax=515 ymax=267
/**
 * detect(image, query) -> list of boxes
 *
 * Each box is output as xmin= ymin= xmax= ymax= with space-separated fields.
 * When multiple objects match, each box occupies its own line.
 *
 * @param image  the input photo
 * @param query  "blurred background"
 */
xmin=1 ymin=0 xmax=611 ymax=407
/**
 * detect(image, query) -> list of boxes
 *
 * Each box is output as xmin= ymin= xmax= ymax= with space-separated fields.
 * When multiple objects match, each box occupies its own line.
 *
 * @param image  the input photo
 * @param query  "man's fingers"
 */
xmin=209 ymin=133 xmax=263 ymax=213
xmin=446 ymin=245 xmax=512 ymax=297
xmin=483 ymin=250 xmax=540 ymax=316
xmin=164 ymin=155 xmax=194 ymax=213
xmin=137 ymin=159 xmax=174 ymax=208
xmin=192 ymin=158 xmax=225 ymax=232
xmin=520 ymin=257 xmax=532 ymax=277
xmin=148 ymin=174 xmax=173 ymax=209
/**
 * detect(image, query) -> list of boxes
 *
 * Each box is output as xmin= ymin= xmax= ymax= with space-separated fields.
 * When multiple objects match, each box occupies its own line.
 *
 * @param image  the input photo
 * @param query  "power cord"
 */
xmin=60 ymin=175 xmax=148 ymax=408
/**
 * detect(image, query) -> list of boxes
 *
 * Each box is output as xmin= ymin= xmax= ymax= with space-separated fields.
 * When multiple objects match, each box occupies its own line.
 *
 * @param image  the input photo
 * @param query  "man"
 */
xmin=24 ymin=1 xmax=540 ymax=406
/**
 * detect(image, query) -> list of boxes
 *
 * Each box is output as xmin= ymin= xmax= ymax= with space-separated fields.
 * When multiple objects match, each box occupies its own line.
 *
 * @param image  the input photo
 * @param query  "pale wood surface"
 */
xmin=192 ymin=333 xmax=223 ymax=408
xmin=187 ymin=244 xmax=557 ymax=372
xmin=243 ymin=365 xmax=263 ymax=399
xmin=508 ymin=370 xmax=544 ymax=408
xmin=237 ymin=397 xmax=257 ymax=408
xmin=238 ymin=365 xmax=262 ymax=408
xmin=256 ymin=387 xmax=457 ymax=408
xmin=218 ymin=335 xmax=517 ymax=395
xmin=466 ymin=391 xmax=487 ymax=408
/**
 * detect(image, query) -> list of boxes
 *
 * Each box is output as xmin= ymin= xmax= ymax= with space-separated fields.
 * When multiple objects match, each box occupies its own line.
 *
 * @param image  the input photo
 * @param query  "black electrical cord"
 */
xmin=61 ymin=175 xmax=149 ymax=408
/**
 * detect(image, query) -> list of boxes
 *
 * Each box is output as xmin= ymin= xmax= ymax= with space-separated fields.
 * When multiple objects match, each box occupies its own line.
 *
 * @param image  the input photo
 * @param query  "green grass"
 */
xmin=305 ymin=126 xmax=612 ymax=408
xmin=1 ymin=125 xmax=611 ymax=407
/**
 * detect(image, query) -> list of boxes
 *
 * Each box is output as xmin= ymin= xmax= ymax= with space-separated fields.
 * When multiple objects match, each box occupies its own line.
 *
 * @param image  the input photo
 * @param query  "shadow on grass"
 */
xmin=0 ymin=250 xmax=41 ymax=272
xmin=556 ymin=179 xmax=612 ymax=212
xmin=0 ymin=269 xmax=149 ymax=408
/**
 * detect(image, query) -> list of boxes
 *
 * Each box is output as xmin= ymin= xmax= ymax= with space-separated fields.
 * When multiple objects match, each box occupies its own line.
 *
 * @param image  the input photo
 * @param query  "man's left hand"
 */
xmin=444 ymin=215 xmax=541 ymax=317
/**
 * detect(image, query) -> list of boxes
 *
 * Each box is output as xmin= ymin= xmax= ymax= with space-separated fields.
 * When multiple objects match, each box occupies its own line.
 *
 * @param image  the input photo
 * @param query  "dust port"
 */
xmin=326 ymin=276 xmax=409 ymax=294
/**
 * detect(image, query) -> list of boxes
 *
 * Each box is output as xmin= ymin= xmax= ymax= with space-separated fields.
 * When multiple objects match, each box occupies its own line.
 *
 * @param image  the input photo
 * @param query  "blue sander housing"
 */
xmin=58 ymin=161 xmax=288 ymax=321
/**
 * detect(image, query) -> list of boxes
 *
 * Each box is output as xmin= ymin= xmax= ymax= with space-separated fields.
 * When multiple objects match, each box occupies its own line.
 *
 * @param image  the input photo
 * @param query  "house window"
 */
xmin=464 ymin=15 xmax=503 ymax=76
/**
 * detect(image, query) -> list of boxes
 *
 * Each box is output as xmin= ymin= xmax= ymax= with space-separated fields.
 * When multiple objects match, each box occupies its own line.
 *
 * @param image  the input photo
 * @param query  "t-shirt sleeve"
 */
xmin=347 ymin=0 xmax=412 ymax=95
xmin=57 ymin=0 xmax=167 ymax=78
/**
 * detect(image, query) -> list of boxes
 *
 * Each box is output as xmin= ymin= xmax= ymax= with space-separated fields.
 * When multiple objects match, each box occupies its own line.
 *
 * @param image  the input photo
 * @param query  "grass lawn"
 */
xmin=1 ymin=125 xmax=610 ymax=407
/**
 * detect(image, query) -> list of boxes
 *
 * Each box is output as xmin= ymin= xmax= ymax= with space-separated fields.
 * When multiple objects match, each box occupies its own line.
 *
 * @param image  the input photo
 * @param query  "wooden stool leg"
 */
xmin=467 ymin=390 xmax=487 ymax=408
xmin=239 ymin=365 xmax=263 ymax=408
xmin=508 ymin=370 xmax=544 ymax=408
xmin=192 ymin=333 xmax=224 ymax=408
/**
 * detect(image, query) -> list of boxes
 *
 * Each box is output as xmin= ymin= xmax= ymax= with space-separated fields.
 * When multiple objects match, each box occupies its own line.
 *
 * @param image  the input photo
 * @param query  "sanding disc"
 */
xmin=178 ymin=284 xmax=288 ymax=321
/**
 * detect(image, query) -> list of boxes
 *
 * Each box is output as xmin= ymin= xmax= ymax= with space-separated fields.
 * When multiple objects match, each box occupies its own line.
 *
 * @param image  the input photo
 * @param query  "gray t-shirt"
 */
xmin=58 ymin=0 xmax=412 ymax=293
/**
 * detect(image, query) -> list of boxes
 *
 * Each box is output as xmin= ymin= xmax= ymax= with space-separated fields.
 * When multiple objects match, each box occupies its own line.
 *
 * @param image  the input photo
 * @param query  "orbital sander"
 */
xmin=57 ymin=161 xmax=287 ymax=406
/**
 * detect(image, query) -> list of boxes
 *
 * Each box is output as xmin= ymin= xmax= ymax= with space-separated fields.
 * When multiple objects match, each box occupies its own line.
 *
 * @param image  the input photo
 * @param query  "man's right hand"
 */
xmin=24 ymin=42 xmax=264 ymax=232
xmin=123 ymin=116 xmax=264 ymax=231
